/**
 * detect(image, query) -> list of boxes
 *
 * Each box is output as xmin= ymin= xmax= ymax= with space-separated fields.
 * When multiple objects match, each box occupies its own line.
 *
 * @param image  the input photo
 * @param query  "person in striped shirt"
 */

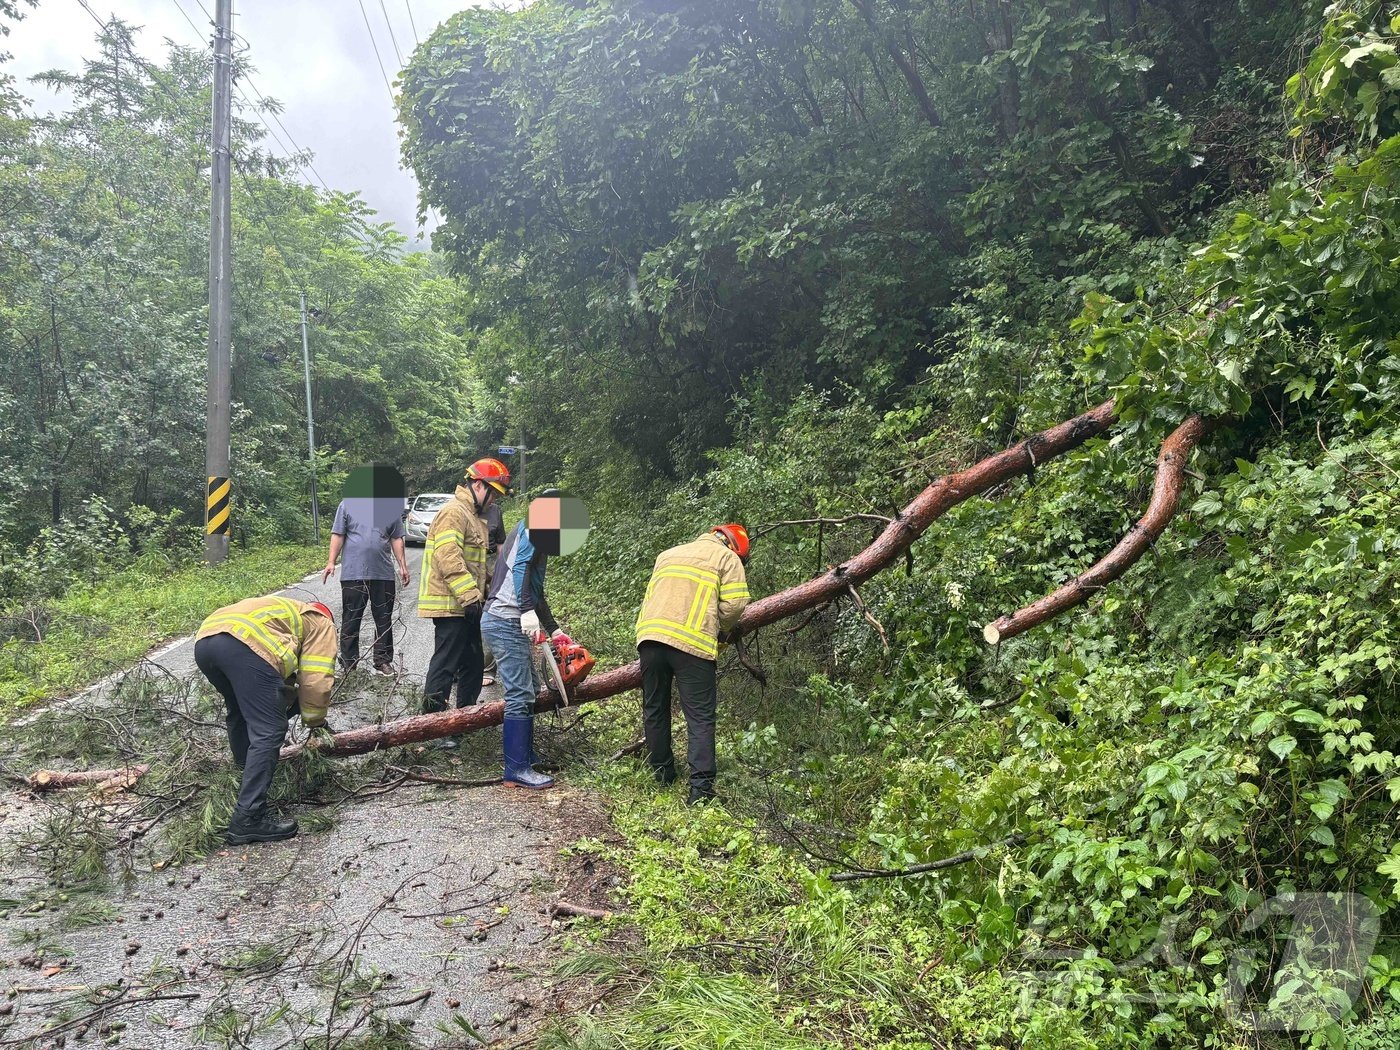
xmin=635 ymin=524 xmax=751 ymax=804
xmin=194 ymin=596 xmax=337 ymax=844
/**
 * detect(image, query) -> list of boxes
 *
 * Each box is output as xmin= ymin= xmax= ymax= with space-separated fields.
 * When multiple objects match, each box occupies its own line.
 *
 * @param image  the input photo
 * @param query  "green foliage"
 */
xmin=400 ymin=0 xmax=1301 ymax=484
xmin=0 ymin=21 xmax=477 ymax=556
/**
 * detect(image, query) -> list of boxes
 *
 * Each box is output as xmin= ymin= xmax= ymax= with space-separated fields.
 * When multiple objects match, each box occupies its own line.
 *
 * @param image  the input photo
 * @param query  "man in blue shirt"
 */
xmin=322 ymin=485 xmax=411 ymax=675
xmin=480 ymin=507 xmax=570 ymax=788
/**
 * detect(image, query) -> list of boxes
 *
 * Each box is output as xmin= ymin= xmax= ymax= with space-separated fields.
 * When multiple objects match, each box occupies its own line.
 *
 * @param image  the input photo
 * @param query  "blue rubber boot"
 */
xmin=503 ymin=716 xmax=554 ymax=789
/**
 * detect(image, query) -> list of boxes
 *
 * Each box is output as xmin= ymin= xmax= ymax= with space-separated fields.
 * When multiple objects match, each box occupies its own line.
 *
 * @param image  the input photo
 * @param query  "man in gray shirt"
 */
xmin=322 ymin=472 xmax=411 ymax=675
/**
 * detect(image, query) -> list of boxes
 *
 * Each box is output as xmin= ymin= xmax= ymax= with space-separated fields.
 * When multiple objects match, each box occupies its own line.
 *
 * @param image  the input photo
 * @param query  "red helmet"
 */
xmin=307 ymin=601 xmax=334 ymax=625
xmin=466 ymin=457 xmax=512 ymax=496
xmin=712 ymin=523 xmax=750 ymax=562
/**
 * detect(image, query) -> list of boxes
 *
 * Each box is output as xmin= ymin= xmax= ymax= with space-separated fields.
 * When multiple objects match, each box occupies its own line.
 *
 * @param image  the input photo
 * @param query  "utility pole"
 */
xmin=299 ymin=292 xmax=320 ymax=541
xmin=203 ymin=0 xmax=234 ymax=564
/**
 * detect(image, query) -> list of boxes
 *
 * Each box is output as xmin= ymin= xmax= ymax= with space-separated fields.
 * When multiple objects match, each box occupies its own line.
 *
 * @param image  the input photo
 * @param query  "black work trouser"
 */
xmin=194 ymin=633 xmax=288 ymax=820
xmin=423 ymin=605 xmax=485 ymax=713
xmin=340 ymin=578 xmax=395 ymax=669
xmin=639 ymin=641 xmax=718 ymax=795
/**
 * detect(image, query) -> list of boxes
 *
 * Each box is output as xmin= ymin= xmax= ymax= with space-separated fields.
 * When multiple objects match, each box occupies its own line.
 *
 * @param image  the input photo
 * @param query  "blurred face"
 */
xmin=471 ymin=479 xmax=497 ymax=507
xmin=526 ymin=491 xmax=590 ymax=555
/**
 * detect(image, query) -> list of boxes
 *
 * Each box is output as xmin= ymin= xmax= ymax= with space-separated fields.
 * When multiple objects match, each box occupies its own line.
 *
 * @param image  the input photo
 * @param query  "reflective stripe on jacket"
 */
xmin=635 ymin=532 xmax=749 ymax=661
xmin=417 ymin=485 xmax=490 ymax=618
xmin=196 ymin=596 xmax=337 ymax=726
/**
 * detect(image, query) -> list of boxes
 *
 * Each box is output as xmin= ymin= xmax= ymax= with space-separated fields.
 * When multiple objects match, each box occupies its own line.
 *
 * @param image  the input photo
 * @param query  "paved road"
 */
xmin=0 ymin=547 xmax=609 ymax=1047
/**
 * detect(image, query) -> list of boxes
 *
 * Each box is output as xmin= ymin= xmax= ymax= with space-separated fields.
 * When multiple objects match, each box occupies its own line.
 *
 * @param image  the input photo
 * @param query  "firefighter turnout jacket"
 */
xmin=636 ymin=532 xmax=750 ymax=661
xmin=417 ymin=484 xmax=491 ymax=618
xmin=196 ymin=597 xmax=337 ymax=726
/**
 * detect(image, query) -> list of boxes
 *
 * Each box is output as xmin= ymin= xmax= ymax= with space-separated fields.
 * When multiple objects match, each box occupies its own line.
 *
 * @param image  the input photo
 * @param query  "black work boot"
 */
xmin=227 ymin=809 xmax=298 ymax=845
xmin=687 ymin=782 xmax=716 ymax=807
xmin=651 ymin=758 xmax=677 ymax=787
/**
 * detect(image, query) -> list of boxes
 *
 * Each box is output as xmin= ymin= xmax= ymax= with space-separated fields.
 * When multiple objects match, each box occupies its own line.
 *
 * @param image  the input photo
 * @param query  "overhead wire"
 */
xmin=403 ymin=0 xmax=420 ymax=48
xmin=356 ymin=0 xmax=396 ymax=102
xmin=377 ymin=0 xmax=405 ymax=68
xmin=73 ymin=0 xmax=316 ymax=295
xmin=168 ymin=0 xmax=334 ymax=195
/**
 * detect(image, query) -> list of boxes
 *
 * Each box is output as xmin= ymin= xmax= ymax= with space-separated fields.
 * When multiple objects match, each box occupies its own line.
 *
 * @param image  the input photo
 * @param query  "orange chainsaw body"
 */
xmin=552 ymin=639 xmax=595 ymax=687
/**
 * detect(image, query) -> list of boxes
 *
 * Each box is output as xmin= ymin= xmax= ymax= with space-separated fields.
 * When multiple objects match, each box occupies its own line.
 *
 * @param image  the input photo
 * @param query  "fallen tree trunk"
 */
xmin=982 ymin=413 xmax=1208 ymax=644
xmin=283 ymin=398 xmax=1119 ymax=760
xmin=24 ymin=764 xmax=150 ymax=792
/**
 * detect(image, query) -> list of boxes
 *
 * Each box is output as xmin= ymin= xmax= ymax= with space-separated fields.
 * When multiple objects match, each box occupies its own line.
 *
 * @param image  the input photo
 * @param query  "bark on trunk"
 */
xmin=982 ymin=414 xmax=1207 ymax=644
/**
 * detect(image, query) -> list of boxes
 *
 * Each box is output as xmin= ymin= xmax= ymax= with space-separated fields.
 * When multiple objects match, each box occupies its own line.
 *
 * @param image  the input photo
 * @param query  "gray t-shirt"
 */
xmin=331 ymin=498 xmax=405 ymax=581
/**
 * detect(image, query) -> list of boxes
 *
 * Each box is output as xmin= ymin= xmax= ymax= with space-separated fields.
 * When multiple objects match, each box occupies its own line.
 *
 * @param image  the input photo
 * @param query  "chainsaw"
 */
xmin=540 ymin=636 xmax=595 ymax=705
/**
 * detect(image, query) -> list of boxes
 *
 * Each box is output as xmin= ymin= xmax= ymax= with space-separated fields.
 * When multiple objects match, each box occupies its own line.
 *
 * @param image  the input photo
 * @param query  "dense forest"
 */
xmin=6 ymin=0 xmax=1400 ymax=1046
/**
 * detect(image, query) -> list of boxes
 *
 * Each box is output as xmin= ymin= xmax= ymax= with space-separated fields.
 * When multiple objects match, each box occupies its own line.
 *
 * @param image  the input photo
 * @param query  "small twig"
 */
xmin=829 ymin=833 xmax=1027 ymax=882
xmin=754 ymin=512 xmax=893 ymax=538
xmin=550 ymin=900 xmax=616 ymax=921
xmin=844 ymin=584 xmax=889 ymax=650
xmin=384 ymin=766 xmax=502 ymax=789
xmin=609 ymin=739 xmax=646 ymax=762
xmin=376 ymin=988 xmax=432 ymax=1010
xmin=730 ymin=636 xmax=768 ymax=688
xmin=0 ymin=992 xmax=200 ymax=1045
xmin=782 ymin=605 xmax=826 ymax=636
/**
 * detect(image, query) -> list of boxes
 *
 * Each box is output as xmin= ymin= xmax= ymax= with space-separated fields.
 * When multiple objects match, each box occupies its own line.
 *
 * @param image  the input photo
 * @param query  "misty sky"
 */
xmin=4 ymin=0 xmax=511 ymax=244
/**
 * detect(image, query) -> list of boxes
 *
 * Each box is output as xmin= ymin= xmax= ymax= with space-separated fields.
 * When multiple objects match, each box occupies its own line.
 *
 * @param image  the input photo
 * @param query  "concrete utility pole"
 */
xmin=299 ymin=292 xmax=320 ymax=541
xmin=204 ymin=0 xmax=234 ymax=564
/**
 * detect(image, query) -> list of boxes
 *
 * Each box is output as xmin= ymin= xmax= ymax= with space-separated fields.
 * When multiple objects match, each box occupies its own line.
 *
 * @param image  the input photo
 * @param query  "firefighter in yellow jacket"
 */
xmin=417 ymin=458 xmax=510 ymax=738
xmin=194 ymin=596 xmax=337 ymax=844
xmin=636 ymin=524 xmax=751 ymax=804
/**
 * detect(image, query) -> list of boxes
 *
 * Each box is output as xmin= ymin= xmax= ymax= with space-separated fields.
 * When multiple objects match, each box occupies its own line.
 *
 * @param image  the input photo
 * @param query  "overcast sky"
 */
xmin=4 ymin=0 xmax=511 ymax=244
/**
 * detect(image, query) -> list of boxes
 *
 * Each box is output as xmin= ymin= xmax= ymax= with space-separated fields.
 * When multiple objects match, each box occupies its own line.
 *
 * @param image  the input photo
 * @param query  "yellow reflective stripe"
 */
xmin=641 ymin=616 xmax=716 ymax=649
xmin=655 ymin=565 xmax=719 ymax=586
xmin=205 ymin=614 xmax=285 ymax=656
xmin=299 ymin=656 xmax=335 ymax=673
xmin=419 ymin=596 xmax=461 ymax=609
xmin=205 ymin=615 xmax=296 ymax=676
xmin=448 ymin=576 xmax=478 ymax=596
xmin=685 ymin=582 xmax=714 ymax=631
xmin=719 ymin=585 xmax=749 ymax=599
xmin=428 ymin=530 xmax=465 ymax=545
xmin=254 ymin=599 xmax=302 ymax=638
xmin=636 ymin=617 xmax=718 ymax=655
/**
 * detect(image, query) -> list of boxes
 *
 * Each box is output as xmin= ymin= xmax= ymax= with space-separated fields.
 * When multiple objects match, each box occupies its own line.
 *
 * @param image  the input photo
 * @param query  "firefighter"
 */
xmin=636 ymin=524 xmax=751 ymax=804
xmin=417 ymin=457 xmax=510 ymax=743
xmin=194 ymin=596 xmax=338 ymax=844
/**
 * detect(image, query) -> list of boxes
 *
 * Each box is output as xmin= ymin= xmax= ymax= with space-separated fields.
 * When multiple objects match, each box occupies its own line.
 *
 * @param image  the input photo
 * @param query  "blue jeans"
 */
xmin=480 ymin=610 xmax=536 ymax=718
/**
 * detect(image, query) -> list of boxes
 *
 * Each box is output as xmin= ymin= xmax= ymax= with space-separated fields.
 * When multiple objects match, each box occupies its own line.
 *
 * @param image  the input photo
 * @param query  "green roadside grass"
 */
xmin=0 ymin=544 xmax=319 ymax=723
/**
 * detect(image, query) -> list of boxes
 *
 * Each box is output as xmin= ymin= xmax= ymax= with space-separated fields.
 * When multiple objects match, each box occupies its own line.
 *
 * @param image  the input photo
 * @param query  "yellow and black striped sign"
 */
xmin=206 ymin=476 xmax=231 ymax=536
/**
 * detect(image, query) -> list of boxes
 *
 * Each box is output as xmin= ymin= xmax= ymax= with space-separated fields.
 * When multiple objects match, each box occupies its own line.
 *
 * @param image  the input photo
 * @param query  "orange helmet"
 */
xmin=466 ymin=457 xmax=512 ymax=496
xmin=307 ymin=601 xmax=334 ymax=624
xmin=712 ymin=523 xmax=750 ymax=562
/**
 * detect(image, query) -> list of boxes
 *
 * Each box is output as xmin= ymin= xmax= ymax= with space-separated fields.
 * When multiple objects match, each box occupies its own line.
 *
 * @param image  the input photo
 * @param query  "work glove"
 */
xmin=550 ymin=629 xmax=573 ymax=648
xmin=520 ymin=609 xmax=546 ymax=644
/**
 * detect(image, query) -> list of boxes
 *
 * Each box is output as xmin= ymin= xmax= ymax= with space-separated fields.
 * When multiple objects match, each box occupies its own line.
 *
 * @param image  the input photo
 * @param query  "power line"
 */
xmin=73 ymin=0 xmax=311 ymax=293
xmin=356 ymin=0 xmax=395 ymax=102
xmin=403 ymin=0 xmax=420 ymax=48
xmin=377 ymin=0 xmax=404 ymax=68
xmin=167 ymin=0 xmax=333 ymax=194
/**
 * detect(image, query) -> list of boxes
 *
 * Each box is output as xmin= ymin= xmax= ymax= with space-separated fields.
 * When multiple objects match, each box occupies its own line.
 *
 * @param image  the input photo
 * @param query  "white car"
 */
xmin=403 ymin=492 xmax=452 ymax=545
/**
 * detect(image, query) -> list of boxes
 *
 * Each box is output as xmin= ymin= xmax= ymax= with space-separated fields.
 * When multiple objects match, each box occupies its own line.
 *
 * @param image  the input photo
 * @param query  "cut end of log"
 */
xmin=982 ymin=623 xmax=1001 ymax=645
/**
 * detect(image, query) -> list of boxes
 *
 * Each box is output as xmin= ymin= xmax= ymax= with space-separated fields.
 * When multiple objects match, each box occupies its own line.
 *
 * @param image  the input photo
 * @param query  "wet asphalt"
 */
xmin=0 ymin=546 xmax=606 ymax=1047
